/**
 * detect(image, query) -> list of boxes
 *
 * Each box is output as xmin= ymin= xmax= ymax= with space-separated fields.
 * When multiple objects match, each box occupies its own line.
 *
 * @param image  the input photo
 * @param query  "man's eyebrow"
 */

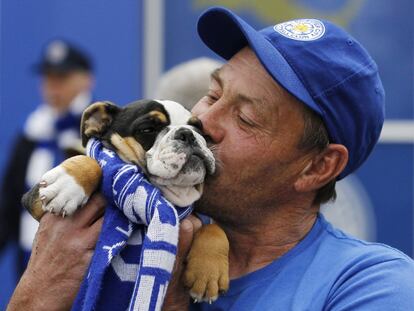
xmin=235 ymin=93 xmax=255 ymax=105
xmin=236 ymin=93 xmax=262 ymax=108
xmin=210 ymin=68 xmax=223 ymax=88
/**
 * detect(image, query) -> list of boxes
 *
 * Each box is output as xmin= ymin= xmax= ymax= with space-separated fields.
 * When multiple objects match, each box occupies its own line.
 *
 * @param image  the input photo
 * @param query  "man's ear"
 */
xmin=294 ymin=144 xmax=348 ymax=193
xmin=81 ymin=101 xmax=120 ymax=146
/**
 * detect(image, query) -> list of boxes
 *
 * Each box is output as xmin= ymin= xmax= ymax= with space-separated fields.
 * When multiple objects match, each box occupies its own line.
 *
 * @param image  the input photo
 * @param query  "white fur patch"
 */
xmin=39 ymin=166 xmax=88 ymax=216
xmin=155 ymin=100 xmax=192 ymax=125
xmin=155 ymin=184 xmax=202 ymax=207
xmin=146 ymin=125 xmax=213 ymax=179
xmin=146 ymin=123 xmax=215 ymax=207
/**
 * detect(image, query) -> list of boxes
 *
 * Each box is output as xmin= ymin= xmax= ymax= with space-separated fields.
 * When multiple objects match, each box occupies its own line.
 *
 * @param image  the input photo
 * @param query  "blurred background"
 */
xmin=0 ymin=0 xmax=413 ymax=308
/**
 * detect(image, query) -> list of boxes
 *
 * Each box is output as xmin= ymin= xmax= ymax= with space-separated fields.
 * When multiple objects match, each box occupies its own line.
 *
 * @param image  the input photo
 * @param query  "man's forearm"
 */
xmin=7 ymin=194 xmax=105 ymax=311
xmin=7 ymin=271 xmax=53 ymax=311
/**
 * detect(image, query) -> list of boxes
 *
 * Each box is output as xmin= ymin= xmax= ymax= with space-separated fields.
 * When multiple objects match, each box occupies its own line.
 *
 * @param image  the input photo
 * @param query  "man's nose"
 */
xmin=196 ymin=105 xmax=225 ymax=144
xmin=174 ymin=128 xmax=196 ymax=144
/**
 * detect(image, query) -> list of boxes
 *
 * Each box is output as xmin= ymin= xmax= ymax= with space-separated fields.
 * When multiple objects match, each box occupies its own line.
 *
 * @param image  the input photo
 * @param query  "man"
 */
xmin=0 ymin=39 xmax=94 ymax=275
xmin=7 ymin=7 xmax=414 ymax=311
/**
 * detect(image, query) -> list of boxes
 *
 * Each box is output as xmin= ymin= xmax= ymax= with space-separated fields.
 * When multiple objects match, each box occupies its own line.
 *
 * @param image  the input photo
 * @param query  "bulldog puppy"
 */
xmin=22 ymin=99 xmax=229 ymax=302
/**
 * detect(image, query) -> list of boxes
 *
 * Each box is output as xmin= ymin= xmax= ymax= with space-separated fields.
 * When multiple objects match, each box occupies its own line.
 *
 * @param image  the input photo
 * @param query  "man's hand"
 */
xmin=7 ymin=193 xmax=106 ymax=311
xmin=162 ymin=215 xmax=202 ymax=311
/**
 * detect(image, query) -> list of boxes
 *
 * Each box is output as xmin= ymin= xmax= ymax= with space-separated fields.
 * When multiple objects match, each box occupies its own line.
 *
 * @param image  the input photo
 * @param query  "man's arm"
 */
xmin=7 ymin=193 xmax=106 ymax=311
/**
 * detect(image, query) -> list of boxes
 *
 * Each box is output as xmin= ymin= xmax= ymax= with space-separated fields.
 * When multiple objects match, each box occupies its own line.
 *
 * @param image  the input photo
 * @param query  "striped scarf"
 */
xmin=72 ymin=138 xmax=192 ymax=311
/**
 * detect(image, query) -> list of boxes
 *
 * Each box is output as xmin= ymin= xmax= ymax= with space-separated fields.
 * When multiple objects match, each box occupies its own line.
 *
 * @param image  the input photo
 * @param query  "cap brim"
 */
xmin=32 ymin=63 xmax=88 ymax=74
xmin=197 ymin=7 xmax=321 ymax=116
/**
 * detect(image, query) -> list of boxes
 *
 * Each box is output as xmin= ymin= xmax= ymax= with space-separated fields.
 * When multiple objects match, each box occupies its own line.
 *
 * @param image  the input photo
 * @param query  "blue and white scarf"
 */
xmin=72 ymin=138 xmax=192 ymax=311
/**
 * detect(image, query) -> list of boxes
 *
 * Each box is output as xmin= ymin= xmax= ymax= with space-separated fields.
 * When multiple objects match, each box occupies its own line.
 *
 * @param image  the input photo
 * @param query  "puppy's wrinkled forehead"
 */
xmin=112 ymin=100 xmax=169 ymax=132
xmin=113 ymin=100 xmax=192 ymax=131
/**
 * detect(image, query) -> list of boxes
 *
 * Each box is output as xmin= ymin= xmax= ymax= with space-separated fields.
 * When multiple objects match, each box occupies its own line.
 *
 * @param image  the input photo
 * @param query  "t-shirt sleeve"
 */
xmin=325 ymin=256 xmax=414 ymax=310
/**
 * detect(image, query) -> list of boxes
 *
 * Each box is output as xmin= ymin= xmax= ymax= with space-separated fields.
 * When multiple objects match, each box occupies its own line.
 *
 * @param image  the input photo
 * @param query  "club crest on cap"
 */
xmin=274 ymin=19 xmax=325 ymax=41
xmin=46 ymin=41 xmax=68 ymax=64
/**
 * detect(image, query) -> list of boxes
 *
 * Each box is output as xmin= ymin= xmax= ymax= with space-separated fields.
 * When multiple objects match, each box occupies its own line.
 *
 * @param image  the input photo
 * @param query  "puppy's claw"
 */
xmin=40 ymin=195 xmax=46 ymax=202
xmin=209 ymin=299 xmax=212 ymax=304
xmin=39 ymin=181 xmax=47 ymax=187
xmin=62 ymin=210 xmax=66 ymax=218
xmin=193 ymin=299 xmax=198 ymax=304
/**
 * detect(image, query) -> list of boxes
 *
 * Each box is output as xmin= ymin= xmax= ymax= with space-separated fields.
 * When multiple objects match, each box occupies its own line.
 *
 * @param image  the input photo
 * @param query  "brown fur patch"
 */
xmin=184 ymin=224 xmax=230 ymax=298
xmin=30 ymin=200 xmax=45 ymax=220
xmin=195 ymin=183 xmax=204 ymax=193
xmin=81 ymin=101 xmax=117 ymax=146
xmin=187 ymin=116 xmax=203 ymax=130
xmin=21 ymin=156 xmax=101 ymax=222
xmin=110 ymin=133 xmax=146 ymax=168
xmin=21 ymin=184 xmax=45 ymax=221
xmin=149 ymin=110 xmax=168 ymax=124
xmin=61 ymin=155 xmax=102 ymax=196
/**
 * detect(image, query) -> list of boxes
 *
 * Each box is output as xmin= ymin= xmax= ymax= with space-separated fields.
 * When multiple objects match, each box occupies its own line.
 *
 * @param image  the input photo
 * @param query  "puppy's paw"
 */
xmin=183 ymin=224 xmax=229 ymax=303
xmin=39 ymin=166 xmax=88 ymax=217
xmin=184 ymin=250 xmax=229 ymax=303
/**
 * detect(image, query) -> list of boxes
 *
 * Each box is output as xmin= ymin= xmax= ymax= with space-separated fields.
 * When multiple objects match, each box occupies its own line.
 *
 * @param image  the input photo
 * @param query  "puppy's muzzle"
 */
xmin=175 ymin=128 xmax=215 ymax=175
xmin=146 ymin=125 xmax=215 ymax=181
xmin=174 ymin=128 xmax=197 ymax=145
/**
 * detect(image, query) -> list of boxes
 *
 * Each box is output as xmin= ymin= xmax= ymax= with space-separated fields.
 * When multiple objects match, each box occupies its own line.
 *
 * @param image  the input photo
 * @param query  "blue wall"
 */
xmin=0 ymin=0 xmax=143 ymax=178
xmin=0 ymin=0 xmax=143 ymax=307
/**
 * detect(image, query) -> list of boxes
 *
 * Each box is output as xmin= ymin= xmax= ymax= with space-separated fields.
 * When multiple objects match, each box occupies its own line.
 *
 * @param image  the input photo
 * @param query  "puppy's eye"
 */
xmin=139 ymin=127 xmax=155 ymax=134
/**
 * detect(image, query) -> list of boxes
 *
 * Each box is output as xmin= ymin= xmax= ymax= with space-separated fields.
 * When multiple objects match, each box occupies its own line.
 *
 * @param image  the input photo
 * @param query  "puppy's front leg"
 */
xmin=183 ymin=223 xmax=229 ymax=303
xmin=22 ymin=155 xmax=102 ymax=221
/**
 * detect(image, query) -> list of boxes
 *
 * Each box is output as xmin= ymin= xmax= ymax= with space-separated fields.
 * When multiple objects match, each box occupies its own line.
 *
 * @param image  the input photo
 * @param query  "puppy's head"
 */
xmin=81 ymin=99 xmax=176 ymax=167
xmin=81 ymin=99 xmax=215 ymax=206
xmin=145 ymin=104 xmax=215 ymax=206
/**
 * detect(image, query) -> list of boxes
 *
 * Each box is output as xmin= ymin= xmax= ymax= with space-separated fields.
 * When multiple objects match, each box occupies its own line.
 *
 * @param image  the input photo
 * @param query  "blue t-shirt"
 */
xmin=190 ymin=213 xmax=414 ymax=311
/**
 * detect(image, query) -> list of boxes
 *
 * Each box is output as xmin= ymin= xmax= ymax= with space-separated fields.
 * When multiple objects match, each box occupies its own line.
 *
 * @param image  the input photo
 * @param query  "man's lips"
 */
xmin=190 ymin=146 xmax=215 ymax=175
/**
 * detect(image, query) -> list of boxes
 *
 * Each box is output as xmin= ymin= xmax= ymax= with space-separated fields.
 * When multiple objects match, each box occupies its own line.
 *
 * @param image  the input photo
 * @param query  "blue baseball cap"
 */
xmin=197 ymin=7 xmax=385 ymax=179
xmin=34 ymin=40 xmax=92 ymax=74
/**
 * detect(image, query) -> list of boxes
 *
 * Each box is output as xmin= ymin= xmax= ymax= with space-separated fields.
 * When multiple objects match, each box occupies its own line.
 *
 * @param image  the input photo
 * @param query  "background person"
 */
xmin=0 ymin=39 xmax=94 ymax=276
xmin=154 ymin=57 xmax=223 ymax=111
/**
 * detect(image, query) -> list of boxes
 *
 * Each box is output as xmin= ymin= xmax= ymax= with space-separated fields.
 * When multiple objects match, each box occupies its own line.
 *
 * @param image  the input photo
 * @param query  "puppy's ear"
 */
xmin=81 ymin=101 xmax=120 ymax=146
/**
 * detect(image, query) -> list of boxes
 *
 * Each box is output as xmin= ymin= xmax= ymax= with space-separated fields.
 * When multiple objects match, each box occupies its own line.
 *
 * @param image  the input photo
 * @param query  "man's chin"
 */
xmin=193 ymin=195 xmax=213 ymax=215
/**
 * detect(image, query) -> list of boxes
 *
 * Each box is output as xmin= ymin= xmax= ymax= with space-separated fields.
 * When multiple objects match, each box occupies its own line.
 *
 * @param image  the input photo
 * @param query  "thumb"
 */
xmin=177 ymin=219 xmax=195 ymax=262
xmin=176 ymin=215 xmax=203 ymax=269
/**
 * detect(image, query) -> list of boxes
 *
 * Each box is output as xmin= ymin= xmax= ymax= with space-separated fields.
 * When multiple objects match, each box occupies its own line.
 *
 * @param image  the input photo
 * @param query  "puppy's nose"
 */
xmin=174 ymin=128 xmax=196 ymax=144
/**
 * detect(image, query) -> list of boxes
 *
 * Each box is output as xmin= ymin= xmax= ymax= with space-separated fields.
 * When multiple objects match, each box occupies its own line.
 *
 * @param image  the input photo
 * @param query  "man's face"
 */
xmin=41 ymin=70 xmax=92 ymax=113
xmin=192 ymin=48 xmax=312 ymax=225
